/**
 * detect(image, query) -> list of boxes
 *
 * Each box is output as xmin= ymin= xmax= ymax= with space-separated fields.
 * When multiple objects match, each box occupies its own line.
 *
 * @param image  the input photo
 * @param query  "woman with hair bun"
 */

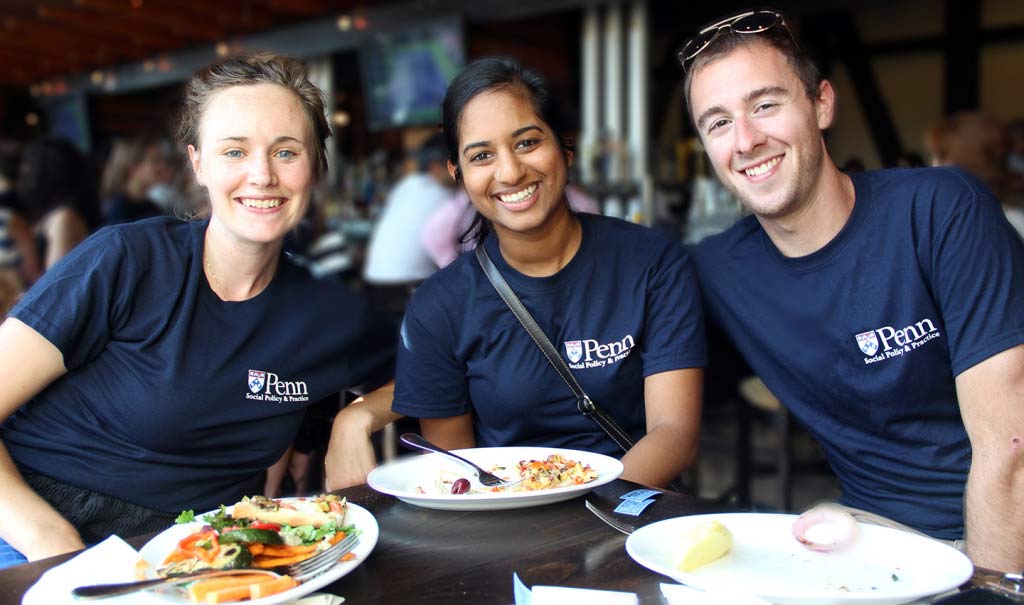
xmin=0 ymin=53 xmax=394 ymax=566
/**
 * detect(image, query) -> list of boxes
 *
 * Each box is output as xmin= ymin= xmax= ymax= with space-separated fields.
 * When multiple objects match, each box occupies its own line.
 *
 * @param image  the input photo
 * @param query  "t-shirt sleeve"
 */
xmin=639 ymin=240 xmax=708 ymax=375
xmin=392 ymin=292 xmax=472 ymax=418
xmin=927 ymin=175 xmax=1024 ymax=375
xmin=10 ymin=228 xmax=133 ymax=370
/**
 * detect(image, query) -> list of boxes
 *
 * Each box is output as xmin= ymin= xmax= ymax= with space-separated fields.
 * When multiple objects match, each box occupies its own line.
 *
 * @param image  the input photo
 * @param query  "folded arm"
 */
xmin=956 ymin=343 xmax=1024 ymax=571
xmin=620 ymin=368 xmax=703 ymax=488
xmin=0 ymin=318 xmax=85 ymax=560
xmin=324 ymin=381 xmax=398 ymax=490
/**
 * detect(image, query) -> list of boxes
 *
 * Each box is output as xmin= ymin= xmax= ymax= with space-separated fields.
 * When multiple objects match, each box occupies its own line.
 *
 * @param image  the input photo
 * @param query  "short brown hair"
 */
xmin=177 ymin=53 xmax=331 ymax=181
xmin=684 ymin=22 xmax=823 ymax=121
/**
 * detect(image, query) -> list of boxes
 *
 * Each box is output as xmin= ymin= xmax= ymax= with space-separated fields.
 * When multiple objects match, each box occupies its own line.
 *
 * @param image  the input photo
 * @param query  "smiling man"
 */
xmin=684 ymin=9 xmax=1024 ymax=571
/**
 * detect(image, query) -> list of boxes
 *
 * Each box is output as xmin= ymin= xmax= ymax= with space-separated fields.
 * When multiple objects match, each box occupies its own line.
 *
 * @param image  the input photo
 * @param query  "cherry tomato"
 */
xmin=451 ymin=478 xmax=471 ymax=494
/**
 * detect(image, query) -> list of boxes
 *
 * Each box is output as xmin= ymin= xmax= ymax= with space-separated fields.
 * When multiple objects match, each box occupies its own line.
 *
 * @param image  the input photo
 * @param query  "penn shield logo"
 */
xmin=565 ymin=340 xmax=583 ymax=363
xmin=245 ymin=369 xmax=310 ymax=403
xmin=565 ymin=334 xmax=636 ymax=369
xmin=858 ymin=317 xmax=942 ymax=365
xmin=855 ymin=331 xmax=879 ymax=356
xmin=248 ymin=370 xmax=267 ymax=393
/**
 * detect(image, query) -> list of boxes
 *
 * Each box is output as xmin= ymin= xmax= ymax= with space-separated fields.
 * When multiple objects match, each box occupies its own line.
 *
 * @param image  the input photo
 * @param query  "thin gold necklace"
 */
xmin=204 ymin=258 xmax=221 ymax=290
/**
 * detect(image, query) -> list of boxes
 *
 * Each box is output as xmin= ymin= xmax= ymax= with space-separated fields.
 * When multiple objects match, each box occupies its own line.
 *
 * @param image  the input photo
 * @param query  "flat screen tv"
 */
xmin=359 ymin=17 xmax=465 ymax=131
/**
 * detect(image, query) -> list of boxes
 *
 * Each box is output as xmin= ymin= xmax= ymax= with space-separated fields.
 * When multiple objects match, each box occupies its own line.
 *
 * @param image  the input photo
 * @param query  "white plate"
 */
xmin=367 ymin=446 xmax=624 ymax=511
xmin=626 ymin=513 xmax=972 ymax=605
xmin=137 ymin=500 xmax=378 ymax=605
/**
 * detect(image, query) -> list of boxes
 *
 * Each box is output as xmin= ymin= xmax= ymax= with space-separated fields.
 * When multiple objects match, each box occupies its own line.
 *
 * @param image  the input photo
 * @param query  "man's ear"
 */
xmin=446 ymin=159 xmax=459 ymax=182
xmin=815 ymin=79 xmax=837 ymax=130
xmin=187 ymin=145 xmax=204 ymax=186
xmin=565 ymin=149 xmax=574 ymax=169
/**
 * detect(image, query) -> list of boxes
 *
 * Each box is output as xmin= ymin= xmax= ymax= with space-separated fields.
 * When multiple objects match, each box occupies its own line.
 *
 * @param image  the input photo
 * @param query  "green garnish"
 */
xmin=175 ymin=510 xmax=195 ymax=524
xmin=201 ymin=505 xmax=250 ymax=532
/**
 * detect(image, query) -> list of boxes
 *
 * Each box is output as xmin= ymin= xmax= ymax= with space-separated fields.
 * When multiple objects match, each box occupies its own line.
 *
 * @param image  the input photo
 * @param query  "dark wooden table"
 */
xmin=0 ymin=479 xmax=724 ymax=604
xmin=2 ymin=480 xmax=1000 ymax=604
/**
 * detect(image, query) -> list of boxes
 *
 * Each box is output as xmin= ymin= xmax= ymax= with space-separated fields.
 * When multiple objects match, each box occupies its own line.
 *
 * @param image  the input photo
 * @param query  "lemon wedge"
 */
xmin=673 ymin=520 xmax=733 ymax=571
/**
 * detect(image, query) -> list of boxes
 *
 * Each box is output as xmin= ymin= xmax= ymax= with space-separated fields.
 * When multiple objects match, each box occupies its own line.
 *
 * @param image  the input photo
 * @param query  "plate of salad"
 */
xmin=136 ymin=495 xmax=378 ymax=604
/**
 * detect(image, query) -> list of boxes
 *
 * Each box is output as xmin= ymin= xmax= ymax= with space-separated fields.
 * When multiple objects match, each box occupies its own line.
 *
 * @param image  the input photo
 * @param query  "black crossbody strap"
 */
xmin=475 ymin=245 xmax=636 ymax=453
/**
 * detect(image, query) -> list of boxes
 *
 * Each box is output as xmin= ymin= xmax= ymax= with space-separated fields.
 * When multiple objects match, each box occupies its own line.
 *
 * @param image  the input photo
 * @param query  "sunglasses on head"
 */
xmin=677 ymin=9 xmax=792 ymax=73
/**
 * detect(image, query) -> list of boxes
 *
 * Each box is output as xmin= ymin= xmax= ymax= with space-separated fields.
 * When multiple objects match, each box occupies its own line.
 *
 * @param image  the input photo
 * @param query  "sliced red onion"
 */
xmin=792 ymin=504 xmax=858 ymax=552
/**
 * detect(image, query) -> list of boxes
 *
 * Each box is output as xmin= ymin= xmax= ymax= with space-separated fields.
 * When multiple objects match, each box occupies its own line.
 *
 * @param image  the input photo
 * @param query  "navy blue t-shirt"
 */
xmin=3 ymin=217 xmax=394 ymax=512
xmin=393 ymin=213 xmax=706 ymax=456
xmin=693 ymin=167 xmax=1024 ymax=539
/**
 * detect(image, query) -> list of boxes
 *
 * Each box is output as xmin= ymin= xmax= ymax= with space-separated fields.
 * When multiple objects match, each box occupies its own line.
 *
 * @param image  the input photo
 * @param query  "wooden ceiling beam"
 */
xmin=265 ymin=0 xmax=334 ymax=17
xmin=72 ymin=0 xmax=227 ymax=39
xmin=37 ymin=5 xmax=189 ymax=49
xmin=146 ymin=0 xmax=275 ymax=29
xmin=0 ymin=49 xmax=56 ymax=83
xmin=2 ymin=19 xmax=117 ymax=58
xmin=0 ymin=32 xmax=89 ymax=63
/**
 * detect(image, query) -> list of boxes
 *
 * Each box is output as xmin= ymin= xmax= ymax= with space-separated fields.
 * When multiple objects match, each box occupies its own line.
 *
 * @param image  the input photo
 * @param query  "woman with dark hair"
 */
xmin=16 ymin=137 xmax=97 ymax=270
xmin=0 ymin=53 xmax=394 ymax=566
xmin=332 ymin=58 xmax=705 ymax=489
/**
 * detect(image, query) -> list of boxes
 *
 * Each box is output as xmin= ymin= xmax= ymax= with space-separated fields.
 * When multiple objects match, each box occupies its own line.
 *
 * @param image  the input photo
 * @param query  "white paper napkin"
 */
xmin=660 ymin=582 xmax=773 ymax=605
xmin=22 ymin=536 xmax=141 ymax=605
xmin=514 ymin=573 xmax=638 ymax=605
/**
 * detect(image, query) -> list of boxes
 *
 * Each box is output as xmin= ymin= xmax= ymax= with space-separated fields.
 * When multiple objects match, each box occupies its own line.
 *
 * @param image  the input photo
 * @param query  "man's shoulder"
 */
xmin=860 ymin=166 xmax=989 ymax=201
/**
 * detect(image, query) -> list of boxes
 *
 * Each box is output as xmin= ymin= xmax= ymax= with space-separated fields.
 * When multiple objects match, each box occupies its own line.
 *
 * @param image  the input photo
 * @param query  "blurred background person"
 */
xmin=15 ymin=137 xmax=98 ymax=271
xmin=1005 ymin=119 xmax=1024 ymax=234
xmin=0 ymin=143 xmax=41 ymax=287
xmin=925 ymin=112 xmax=1022 ymax=238
xmin=99 ymin=136 xmax=174 ymax=226
xmin=925 ymin=112 xmax=1008 ymax=193
xmin=362 ymin=131 xmax=452 ymax=318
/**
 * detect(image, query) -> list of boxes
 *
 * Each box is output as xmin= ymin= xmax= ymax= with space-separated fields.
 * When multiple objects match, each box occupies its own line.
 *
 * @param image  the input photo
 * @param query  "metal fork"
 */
xmin=585 ymin=499 xmax=637 ymax=535
xmin=71 ymin=533 xmax=360 ymax=600
xmin=399 ymin=433 xmax=520 ymax=488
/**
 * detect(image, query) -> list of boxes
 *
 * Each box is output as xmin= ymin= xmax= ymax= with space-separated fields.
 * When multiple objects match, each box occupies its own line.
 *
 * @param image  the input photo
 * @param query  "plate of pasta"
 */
xmin=367 ymin=446 xmax=623 ymax=511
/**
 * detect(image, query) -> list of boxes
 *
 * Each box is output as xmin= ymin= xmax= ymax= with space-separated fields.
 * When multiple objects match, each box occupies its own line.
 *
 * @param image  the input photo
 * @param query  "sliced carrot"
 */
xmin=187 ymin=574 xmax=273 ymax=603
xmin=328 ymin=531 xmax=347 ymax=545
xmin=204 ymin=584 xmax=253 ymax=604
xmin=247 ymin=542 xmax=265 ymax=556
xmin=253 ymin=554 xmax=310 ymax=568
xmin=249 ymin=575 xmax=298 ymax=599
xmin=339 ymin=552 xmax=356 ymax=562
xmin=259 ymin=543 xmax=317 ymax=557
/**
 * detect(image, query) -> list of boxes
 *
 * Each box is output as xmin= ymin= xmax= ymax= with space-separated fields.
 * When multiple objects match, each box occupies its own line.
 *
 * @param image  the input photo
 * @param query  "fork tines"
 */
xmin=289 ymin=533 xmax=360 ymax=580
